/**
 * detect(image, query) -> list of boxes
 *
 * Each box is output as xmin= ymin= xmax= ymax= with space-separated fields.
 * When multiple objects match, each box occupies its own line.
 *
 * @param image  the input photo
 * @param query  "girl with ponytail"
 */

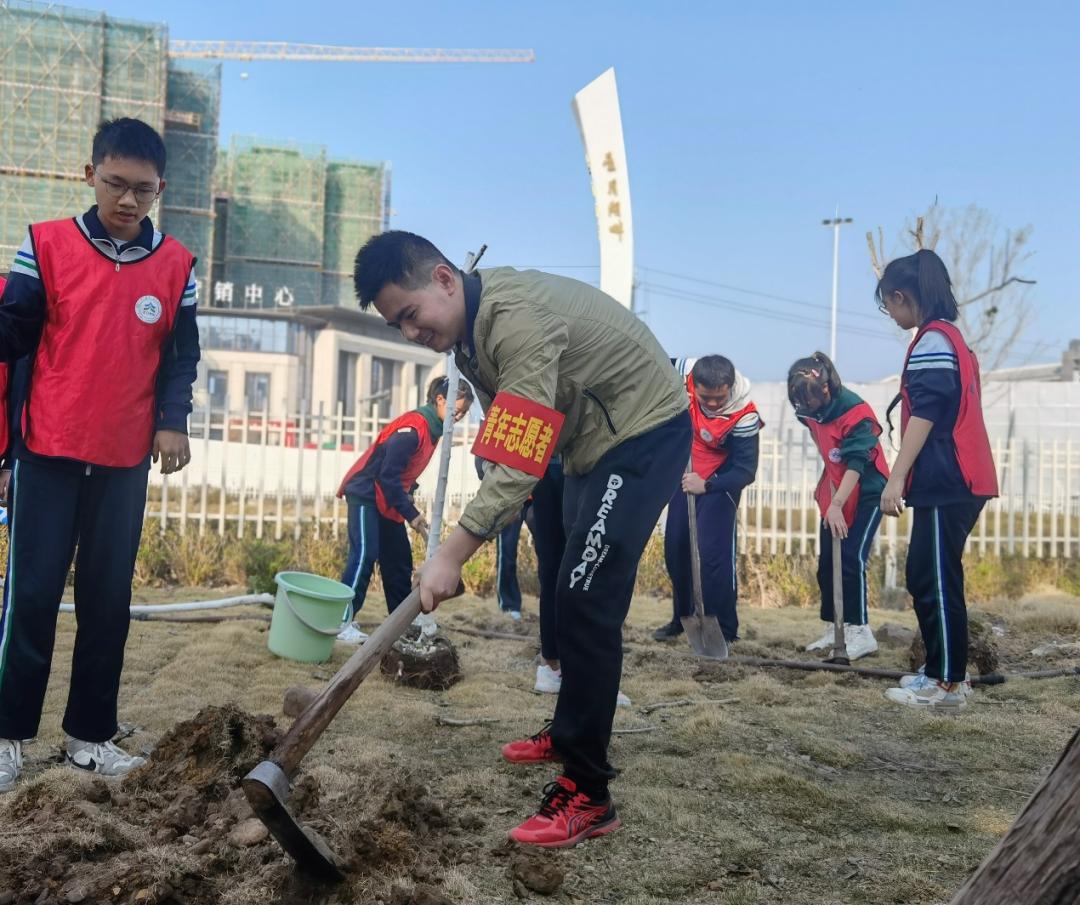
xmin=875 ymin=249 xmax=998 ymax=710
xmin=788 ymin=351 xmax=889 ymax=660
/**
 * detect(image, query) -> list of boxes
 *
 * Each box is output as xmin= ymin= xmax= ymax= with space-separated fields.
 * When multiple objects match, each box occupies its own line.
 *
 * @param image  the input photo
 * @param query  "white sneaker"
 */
xmin=534 ymin=664 xmax=562 ymax=694
xmin=0 ymin=739 xmax=22 ymax=793
xmin=900 ymin=665 xmax=973 ymax=697
xmin=843 ymin=624 xmax=878 ymax=660
xmin=336 ymin=622 xmax=369 ymax=644
xmin=885 ymin=674 xmax=968 ymax=711
xmin=616 ymin=690 xmax=632 ymax=709
xmin=504 ymin=609 xmax=523 ymax=622
xmin=805 ymin=625 xmax=836 ymax=651
xmin=66 ymin=738 xmax=146 ymax=777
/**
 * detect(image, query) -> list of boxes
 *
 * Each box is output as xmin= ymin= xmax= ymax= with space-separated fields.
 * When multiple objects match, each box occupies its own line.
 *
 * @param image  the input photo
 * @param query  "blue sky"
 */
xmin=110 ymin=0 xmax=1079 ymax=380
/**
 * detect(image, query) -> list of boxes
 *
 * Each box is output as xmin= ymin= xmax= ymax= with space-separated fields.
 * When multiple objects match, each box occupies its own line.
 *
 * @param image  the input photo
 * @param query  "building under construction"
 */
xmin=0 ymin=0 xmax=439 ymax=421
xmin=0 ymin=0 xmax=389 ymax=308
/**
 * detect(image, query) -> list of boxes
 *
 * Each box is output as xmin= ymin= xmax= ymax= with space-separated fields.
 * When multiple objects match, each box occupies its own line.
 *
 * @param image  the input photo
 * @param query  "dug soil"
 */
xmin=0 ymin=704 xmax=527 ymax=905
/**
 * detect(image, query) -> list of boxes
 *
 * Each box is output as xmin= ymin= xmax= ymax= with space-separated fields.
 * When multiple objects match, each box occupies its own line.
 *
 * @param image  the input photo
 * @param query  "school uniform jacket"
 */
xmin=899 ymin=320 xmax=997 ymax=506
xmin=336 ymin=404 xmax=443 ymax=524
xmin=798 ymin=386 xmax=890 ymax=527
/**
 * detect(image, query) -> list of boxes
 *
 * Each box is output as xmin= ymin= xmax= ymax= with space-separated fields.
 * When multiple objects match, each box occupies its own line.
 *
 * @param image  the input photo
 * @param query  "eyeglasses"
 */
xmin=877 ymin=302 xmax=889 ymax=315
xmin=95 ymin=170 xmax=160 ymax=205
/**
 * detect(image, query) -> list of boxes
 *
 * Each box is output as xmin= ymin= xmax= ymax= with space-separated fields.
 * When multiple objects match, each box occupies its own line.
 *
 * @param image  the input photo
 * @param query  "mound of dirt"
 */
xmin=908 ymin=612 xmax=999 ymax=675
xmin=0 ymin=705 xmax=480 ymax=905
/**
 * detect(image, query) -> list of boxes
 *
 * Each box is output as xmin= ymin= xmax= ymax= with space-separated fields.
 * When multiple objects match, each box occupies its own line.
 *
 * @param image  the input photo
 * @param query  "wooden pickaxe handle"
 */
xmin=269 ymin=584 xmax=442 ymax=776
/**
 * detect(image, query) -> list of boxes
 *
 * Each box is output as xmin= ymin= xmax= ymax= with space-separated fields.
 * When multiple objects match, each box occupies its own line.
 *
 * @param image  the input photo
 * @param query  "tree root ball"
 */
xmin=908 ymin=612 xmax=999 ymax=675
xmin=380 ymin=633 xmax=462 ymax=690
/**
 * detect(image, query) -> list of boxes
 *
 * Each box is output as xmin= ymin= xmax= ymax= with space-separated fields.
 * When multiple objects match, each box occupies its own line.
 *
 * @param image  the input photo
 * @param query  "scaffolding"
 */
xmin=321 ymin=160 xmax=387 ymax=306
xmin=161 ymin=61 xmax=220 ymax=288
xmin=0 ymin=0 xmax=167 ymax=264
xmin=222 ymin=136 xmax=327 ymax=306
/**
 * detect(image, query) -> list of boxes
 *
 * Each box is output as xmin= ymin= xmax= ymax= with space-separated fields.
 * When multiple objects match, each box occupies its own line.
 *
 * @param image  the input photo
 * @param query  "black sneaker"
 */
xmin=652 ymin=620 xmax=684 ymax=641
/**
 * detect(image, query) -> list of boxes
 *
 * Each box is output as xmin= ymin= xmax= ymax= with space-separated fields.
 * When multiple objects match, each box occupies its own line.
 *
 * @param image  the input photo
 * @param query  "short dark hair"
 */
xmin=92 ymin=118 xmax=167 ymax=177
xmin=787 ymin=351 xmax=842 ymax=412
xmin=426 ymin=375 xmax=474 ymax=406
xmin=690 ymin=355 xmax=736 ymax=390
xmin=875 ymin=248 xmax=958 ymax=322
xmin=354 ymin=230 xmax=457 ymax=310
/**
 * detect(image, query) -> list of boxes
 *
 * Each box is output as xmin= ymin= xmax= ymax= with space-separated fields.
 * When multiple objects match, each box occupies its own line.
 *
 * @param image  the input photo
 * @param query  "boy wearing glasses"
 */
xmin=0 ymin=118 xmax=200 ymax=792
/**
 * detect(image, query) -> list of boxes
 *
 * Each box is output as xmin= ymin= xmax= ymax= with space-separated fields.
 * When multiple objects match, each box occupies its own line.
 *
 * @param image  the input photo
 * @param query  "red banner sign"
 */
xmin=472 ymin=392 xmax=564 ymax=478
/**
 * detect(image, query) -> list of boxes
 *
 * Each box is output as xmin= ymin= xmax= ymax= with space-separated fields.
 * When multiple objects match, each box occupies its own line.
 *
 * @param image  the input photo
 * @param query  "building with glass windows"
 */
xmin=196 ymin=307 xmax=440 ymax=420
xmin=1 ymin=0 xmax=434 ymax=422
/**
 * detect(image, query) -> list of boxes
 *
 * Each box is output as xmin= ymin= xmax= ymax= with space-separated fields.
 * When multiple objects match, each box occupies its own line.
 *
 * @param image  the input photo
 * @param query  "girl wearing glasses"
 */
xmin=788 ymin=352 xmax=889 ymax=661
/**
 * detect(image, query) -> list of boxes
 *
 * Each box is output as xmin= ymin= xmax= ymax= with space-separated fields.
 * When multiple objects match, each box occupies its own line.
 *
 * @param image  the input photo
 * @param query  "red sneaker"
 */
xmin=509 ymin=776 xmax=621 ymax=848
xmin=501 ymin=724 xmax=561 ymax=764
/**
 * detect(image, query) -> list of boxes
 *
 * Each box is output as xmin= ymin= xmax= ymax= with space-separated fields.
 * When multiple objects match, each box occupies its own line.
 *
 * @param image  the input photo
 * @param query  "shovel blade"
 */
xmin=680 ymin=614 xmax=729 ymax=660
xmin=243 ymin=760 xmax=344 ymax=882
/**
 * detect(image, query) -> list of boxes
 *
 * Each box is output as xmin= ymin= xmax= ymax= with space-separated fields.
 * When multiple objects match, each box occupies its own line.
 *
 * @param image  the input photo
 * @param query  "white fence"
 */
xmin=148 ymin=398 xmax=1080 ymax=562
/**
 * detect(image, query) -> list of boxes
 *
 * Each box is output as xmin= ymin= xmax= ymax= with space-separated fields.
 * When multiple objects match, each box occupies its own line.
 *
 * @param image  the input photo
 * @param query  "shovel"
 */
xmin=243 ymin=589 xmax=422 ymax=879
xmin=680 ymin=459 xmax=729 ymax=659
xmin=823 ymin=532 xmax=850 ymax=665
xmin=243 ymin=584 xmax=465 ymax=879
xmin=244 ymin=247 xmax=483 ymax=879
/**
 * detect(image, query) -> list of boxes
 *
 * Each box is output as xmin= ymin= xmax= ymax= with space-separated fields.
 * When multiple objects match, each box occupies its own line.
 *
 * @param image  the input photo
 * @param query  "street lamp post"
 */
xmin=822 ymin=208 xmax=853 ymax=362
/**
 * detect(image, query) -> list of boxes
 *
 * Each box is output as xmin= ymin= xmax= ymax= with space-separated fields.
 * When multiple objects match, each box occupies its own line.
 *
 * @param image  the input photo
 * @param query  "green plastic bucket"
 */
xmin=268 ymin=571 xmax=354 ymax=663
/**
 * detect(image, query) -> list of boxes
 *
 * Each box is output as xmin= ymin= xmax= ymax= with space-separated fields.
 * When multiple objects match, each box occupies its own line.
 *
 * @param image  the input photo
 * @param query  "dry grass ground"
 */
xmin=3 ymin=586 xmax=1079 ymax=904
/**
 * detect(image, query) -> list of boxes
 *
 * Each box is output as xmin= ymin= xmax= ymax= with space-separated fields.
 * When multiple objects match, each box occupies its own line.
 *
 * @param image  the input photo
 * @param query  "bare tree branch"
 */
xmin=869 ymin=201 xmax=1036 ymax=368
xmin=958 ymin=276 xmax=1037 ymax=308
xmin=866 ymin=230 xmax=884 ymax=279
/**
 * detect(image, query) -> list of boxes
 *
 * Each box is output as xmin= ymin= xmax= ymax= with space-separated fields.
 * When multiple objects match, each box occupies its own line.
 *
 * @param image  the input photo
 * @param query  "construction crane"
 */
xmin=168 ymin=41 xmax=535 ymax=64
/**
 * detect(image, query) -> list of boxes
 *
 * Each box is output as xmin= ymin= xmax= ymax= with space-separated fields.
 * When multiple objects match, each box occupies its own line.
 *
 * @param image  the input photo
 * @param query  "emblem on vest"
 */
xmin=828 ymin=447 xmax=842 ymax=464
xmin=135 ymin=295 xmax=162 ymax=324
xmin=699 ymin=427 xmax=714 ymax=443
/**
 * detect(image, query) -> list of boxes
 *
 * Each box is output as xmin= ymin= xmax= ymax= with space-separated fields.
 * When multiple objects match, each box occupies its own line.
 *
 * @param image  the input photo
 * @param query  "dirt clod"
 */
xmin=510 ymin=847 xmax=564 ymax=895
xmin=876 ymin=622 xmax=915 ymax=648
xmin=228 ymin=817 xmax=269 ymax=847
xmin=282 ymin=684 xmax=319 ymax=718
xmin=390 ymin=884 xmax=456 ymax=905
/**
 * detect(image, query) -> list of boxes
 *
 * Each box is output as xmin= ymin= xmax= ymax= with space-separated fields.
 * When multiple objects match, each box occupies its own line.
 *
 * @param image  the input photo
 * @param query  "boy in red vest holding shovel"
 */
xmin=0 ymin=119 xmax=200 ymax=792
xmin=656 ymin=356 xmax=762 ymax=646
xmin=335 ymin=376 xmax=472 ymax=642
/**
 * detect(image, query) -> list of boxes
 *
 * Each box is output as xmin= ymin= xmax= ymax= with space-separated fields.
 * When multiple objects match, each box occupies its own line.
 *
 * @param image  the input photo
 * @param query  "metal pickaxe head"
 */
xmin=242 ymin=760 xmax=344 ymax=881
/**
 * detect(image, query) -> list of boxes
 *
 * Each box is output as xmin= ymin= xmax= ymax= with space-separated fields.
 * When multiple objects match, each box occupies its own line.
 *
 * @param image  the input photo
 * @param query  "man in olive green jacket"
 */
xmin=355 ymin=230 xmax=689 ymax=848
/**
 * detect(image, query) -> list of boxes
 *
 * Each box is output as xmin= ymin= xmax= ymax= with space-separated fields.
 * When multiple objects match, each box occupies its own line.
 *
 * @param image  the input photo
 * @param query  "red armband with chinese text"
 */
xmin=472 ymin=392 xmax=564 ymax=478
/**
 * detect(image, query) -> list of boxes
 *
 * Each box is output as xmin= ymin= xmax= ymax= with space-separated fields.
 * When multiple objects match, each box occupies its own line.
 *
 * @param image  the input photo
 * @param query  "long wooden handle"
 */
xmin=270 ymin=588 xmax=424 ymax=776
xmin=831 ymin=533 xmax=845 ymax=647
xmin=686 ymin=458 xmax=706 ymax=619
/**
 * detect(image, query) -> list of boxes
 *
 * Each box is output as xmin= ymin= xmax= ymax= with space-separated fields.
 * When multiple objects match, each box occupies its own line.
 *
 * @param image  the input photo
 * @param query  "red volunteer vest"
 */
xmin=901 ymin=320 xmax=998 ymax=498
xmin=687 ymin=375 xmax=762 ymax=480
xmin=0 ymin=275 xmax=7 ymax=455
xmin=804 ymin=402 xmax=890 ymax=526
xmin=336 ymin=409 xmax=438 ymax=522
xmin=28 ymin=219 xmax=193 ymax=467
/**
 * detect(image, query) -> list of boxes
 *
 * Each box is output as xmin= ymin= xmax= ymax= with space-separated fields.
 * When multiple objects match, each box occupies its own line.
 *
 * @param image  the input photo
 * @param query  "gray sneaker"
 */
xmin=0 ymin=739 xmax=22 ymax=792
xmin=885 ymin=674 xmax=969 ymax=710
xmin=66 ymin=737 xmax=146 ymax=777
xmin=900 ymin=665 xmax=973 ymax=697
